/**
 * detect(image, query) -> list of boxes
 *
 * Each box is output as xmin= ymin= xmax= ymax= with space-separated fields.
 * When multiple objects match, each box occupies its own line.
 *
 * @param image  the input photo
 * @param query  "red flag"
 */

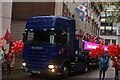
xmin=4 ymin=29 xmax=14 ymax=44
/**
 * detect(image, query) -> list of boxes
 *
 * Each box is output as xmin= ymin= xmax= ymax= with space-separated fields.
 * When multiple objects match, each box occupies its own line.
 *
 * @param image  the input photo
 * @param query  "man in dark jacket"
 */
xmin=98 ymin=54 xmax=109 ymax=80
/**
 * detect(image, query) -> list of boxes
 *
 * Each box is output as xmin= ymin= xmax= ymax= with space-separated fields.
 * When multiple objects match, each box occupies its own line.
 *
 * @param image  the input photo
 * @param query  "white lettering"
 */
xmin=87 ymin=45 xmax=92 ymax=48
xmin=87 ymin=44 xmax=98 ymax=49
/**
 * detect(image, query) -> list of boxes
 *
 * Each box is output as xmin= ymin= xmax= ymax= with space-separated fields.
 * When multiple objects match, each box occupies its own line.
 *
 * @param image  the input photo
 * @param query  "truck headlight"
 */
xmin=48 ymin=65 xmax=55 ymax=69
xmin=48 ymin=65 xmax=57 ymax=69
xmin=51 ymin=69 xmax=55 ymax=72
xmin=22 ymin=63 xmax=26 ymax=67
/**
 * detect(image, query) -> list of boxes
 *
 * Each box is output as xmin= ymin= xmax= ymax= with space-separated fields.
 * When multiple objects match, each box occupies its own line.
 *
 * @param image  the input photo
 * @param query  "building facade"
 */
xmin=100 ymin=21 xmax=120 ymax=45
xmin=71 ymin=2 xmax=102 ymax=48
xmin=100 ymin=4 xmax=120 ymax=46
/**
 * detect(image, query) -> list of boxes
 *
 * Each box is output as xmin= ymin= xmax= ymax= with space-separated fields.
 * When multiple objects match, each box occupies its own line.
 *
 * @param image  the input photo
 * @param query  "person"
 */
xmin=98 ymin=54 xmax=109 ymax=80
xmin=6 ymin=50 xmax=14 ymax=74
xmin=0 ymin=47 xmax=4 ymax=74
xmin=112 ymin=56 xmax=120 ymax=80
xmin=1 ymin=46 xmax=6 ymax=75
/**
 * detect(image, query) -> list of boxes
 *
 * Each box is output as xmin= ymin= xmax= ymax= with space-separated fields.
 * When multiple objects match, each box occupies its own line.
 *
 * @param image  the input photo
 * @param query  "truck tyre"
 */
xmin=61 ymin=66 xmax=69 ymax=78
xmin=30 ymin=73 xmax=37 ymax=76
xmin=84 ymin=65 xmax=88 ymax=73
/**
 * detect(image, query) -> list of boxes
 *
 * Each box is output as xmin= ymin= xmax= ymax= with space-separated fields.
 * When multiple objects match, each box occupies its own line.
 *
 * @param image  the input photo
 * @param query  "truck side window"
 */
xmin=61 ymin=33 xmax=67 ymax=44
xmin=67 ymin=32 xmax=70 ymax=42
xmin=28 ymin=31 xmax=34 ymax=41
xmin=50 ymin=34 xmax=55 ymax=44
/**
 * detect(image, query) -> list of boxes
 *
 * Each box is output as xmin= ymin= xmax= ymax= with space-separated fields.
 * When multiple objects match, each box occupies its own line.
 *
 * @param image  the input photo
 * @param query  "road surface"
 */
xmin=2 ymin=60 xmax=119 ymax=80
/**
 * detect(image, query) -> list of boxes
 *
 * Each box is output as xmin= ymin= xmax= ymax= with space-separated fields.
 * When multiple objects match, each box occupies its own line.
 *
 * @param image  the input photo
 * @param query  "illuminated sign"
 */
xmin=84 ymin=41 xmax=108 ymax=51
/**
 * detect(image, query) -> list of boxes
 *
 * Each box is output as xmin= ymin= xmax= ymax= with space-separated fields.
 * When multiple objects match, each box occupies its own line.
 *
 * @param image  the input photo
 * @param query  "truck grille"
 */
xmin=23 ymin=45 xmax=51 ymax=70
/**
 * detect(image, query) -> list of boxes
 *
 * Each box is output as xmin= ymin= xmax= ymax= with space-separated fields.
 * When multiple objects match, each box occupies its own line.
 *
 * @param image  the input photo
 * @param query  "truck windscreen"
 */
xmin=26 ymin=30 xmax=67 ymax=45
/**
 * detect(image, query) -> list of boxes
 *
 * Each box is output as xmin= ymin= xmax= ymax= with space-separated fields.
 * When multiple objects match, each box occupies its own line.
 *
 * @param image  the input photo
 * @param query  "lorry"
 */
xmin=22 ymin=16 xmax=91 ymax=77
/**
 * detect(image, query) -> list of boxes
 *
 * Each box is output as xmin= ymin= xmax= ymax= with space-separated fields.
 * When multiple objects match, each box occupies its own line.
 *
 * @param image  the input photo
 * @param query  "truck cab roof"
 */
xmin=27 ymin=16 xmax=74 ymax=21
xmin=26 ymin=16 xmax=75 ymax=31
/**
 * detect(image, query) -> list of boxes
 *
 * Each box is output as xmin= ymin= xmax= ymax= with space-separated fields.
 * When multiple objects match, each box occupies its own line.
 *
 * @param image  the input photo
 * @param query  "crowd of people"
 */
xmin=83 ymin=33 xmax=106 ymax=45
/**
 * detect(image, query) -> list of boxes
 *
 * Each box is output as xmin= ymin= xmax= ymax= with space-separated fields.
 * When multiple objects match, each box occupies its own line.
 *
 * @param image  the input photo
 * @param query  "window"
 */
xmin=112 ymin=39 xmax=116 ymax=45
xmin=105 ymin=39 xmax=110 ymax=46
xmin=106 ymin=30 xmax=112 ymax=35
xmin=113 ymin=22 xmax=117 ymax=27
xmin=101 ymin=22 xmax=112 ymax=26
xmin=27 ymin=31 xmax=34 ymax=41
xmin=100 ymin=28 xmax=117 ymax=35
xmin=26 ymin=30 xmax=67 ymax=45
xmin=112 ymin=30 xmax=117 ymax=35
xmin=100 ymin=29 xmax=105 ymax=35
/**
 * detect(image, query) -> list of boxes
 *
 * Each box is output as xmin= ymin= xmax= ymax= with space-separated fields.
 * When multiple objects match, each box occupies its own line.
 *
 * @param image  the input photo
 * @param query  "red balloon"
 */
xmin=12 ymin=42 xmax=16 ymax=46
xmin=19 ymin=45 xmax=23 ymax=48
xmin=10 ymin=47 xmax=14 ymax=50
xmin=98 ymin=54 xmax=102 ymax=58
xmin=9 ymin=40 xmax=24 ymax=54
xmin=119 ymin=47 xmax=120 ymax=53
xmin=13 ymin=50 xmax=17 ymax=53
xmin=14 ymin=44 xmax=17 ymax=48
xmin=96 ymin=47 xmax=99 ymax=51
xmin=101 ymin=47 xmax=104 ymax=50
xmin=88 ymin=52 xmax=92 ymax=56
xmin=94 ymin=40 xmax=97 ymax=43
xmin=19 ymin=40 xmax=22 ymax=42
xmin=92 ymin=53 xmax=96 ymax=58
xmin=116 ymin=44 xmax=119 ymax=47
xmin=18 ymin=41 xmax=21 ymax=45
xmin=0 ymin=37 xmax=3 ymax=40
xmin=91 ymin=49 xmax=95 ymax=53
xmin=99 ymin=44 xmax=103 ymax=48
xmin=111 ymin=43 xmax=114 ymax=48
xmin=15 ymin=41 xmax=19 ymax=45
xmin=85 ymin=35 xmax=88 ymax=38
xmin=18 ymin=49 xmax=22 ymax=52
xmin=0 ymin=41 xmax=2 ymax=44
xmin=21 ymin=43 xmax=24 ymax=45
xmin=0 ymin=44 xmax=3 ymax=48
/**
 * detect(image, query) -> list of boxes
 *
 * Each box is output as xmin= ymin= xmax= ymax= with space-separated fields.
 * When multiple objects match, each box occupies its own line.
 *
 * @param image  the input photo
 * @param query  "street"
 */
xmin=2 ymin=60 xmax=119 ymax=80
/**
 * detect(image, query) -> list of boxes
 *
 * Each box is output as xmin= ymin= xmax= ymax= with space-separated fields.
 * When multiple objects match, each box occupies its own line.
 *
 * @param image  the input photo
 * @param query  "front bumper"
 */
xmin=22 ymin=67 xmax=62 ymax=75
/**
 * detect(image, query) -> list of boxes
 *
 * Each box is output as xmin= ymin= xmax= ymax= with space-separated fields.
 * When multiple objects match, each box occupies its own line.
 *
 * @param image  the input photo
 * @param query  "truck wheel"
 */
xmin=30 ymin=73 xmax=37 ymax=76
xmin=84 ymin=65 xmax=88 ymax=73
xmin=61 ymin=66 xmax=69 ymax=78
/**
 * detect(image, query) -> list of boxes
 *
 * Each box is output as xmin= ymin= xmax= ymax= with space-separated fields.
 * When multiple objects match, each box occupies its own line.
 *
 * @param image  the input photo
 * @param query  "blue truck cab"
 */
xmin=22 ymin=16 xmax=88 ymax=77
